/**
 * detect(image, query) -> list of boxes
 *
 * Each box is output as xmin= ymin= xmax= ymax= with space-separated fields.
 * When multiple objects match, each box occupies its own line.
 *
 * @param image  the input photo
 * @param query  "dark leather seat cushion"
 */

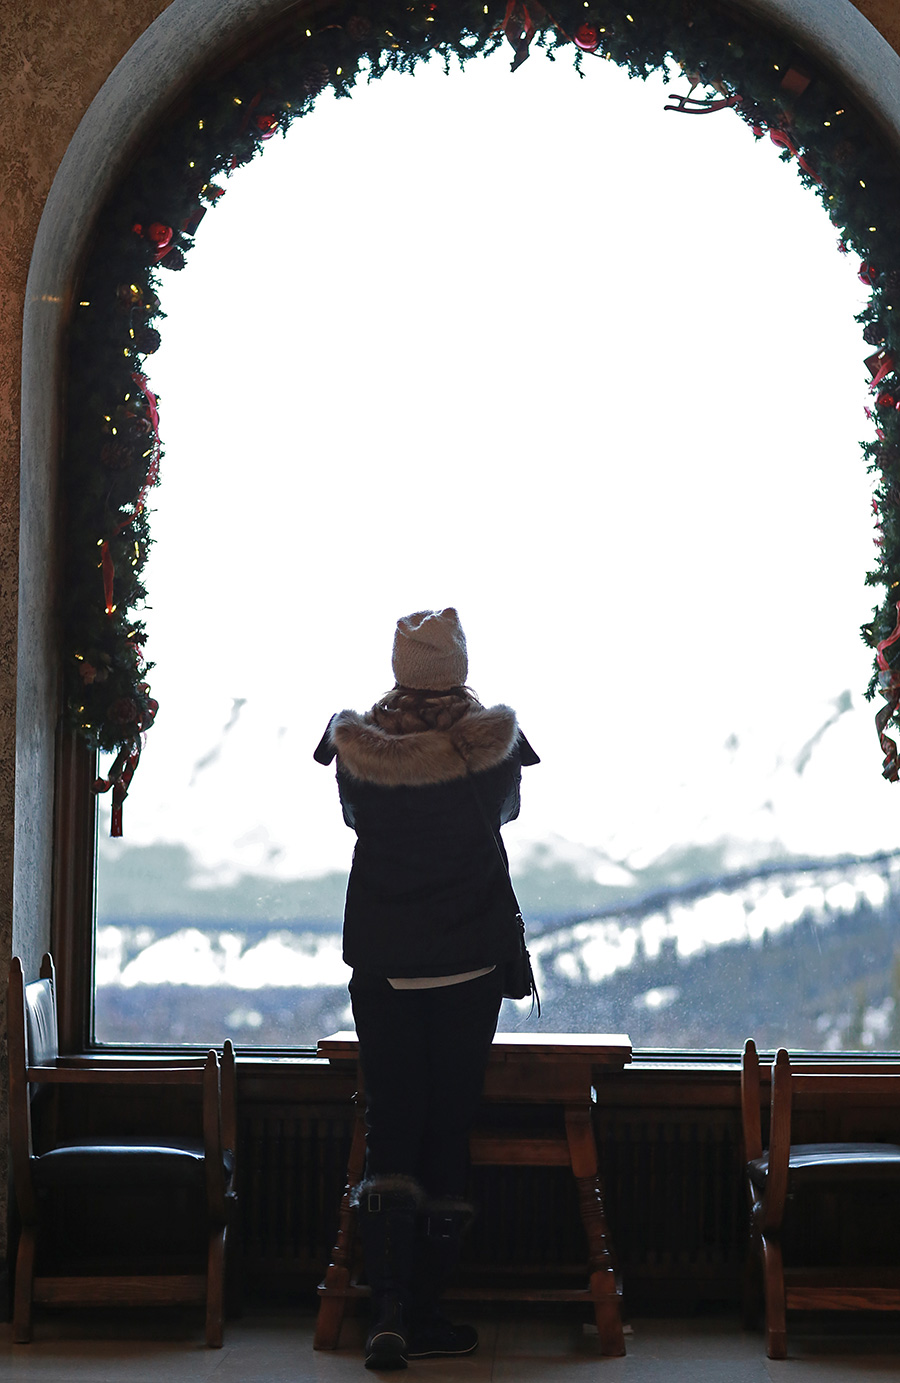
xmin=33 ymin=1138 xmax=235 ymax=1190
xmin=748 ymin=1142 xmax=900 ymax=1190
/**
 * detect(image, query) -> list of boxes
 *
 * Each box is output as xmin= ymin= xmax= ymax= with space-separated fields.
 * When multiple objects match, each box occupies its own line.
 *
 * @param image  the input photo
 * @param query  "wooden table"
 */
xmin=314 ymin=1031 xmax=632 ymax=1356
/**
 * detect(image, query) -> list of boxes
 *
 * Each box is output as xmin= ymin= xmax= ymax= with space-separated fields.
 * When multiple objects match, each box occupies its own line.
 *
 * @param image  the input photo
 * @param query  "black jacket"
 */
xmin=314 ymin=704 xmax=539 ymax=978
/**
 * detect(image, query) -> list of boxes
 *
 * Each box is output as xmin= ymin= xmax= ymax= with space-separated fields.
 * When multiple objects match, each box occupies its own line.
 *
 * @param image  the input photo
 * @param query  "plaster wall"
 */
xmin=1 ymin=0 xmax=899 ymax=1307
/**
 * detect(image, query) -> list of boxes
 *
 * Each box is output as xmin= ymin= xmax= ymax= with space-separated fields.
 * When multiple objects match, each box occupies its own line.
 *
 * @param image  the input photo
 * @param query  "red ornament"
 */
xmin=256 ymin=113 xmax=277 ymax=136
xmin=860 ymin=262 xmax=879 ymax=286
xmin=574 ymin=22 xmax=599 ymax=51
xmin=147 ymin=223 xmax=173 ymax=248
xmin=877 ymin=391 xmax=895 ymax=409
xmin=131 ymin=223 xmax=143 ymax=236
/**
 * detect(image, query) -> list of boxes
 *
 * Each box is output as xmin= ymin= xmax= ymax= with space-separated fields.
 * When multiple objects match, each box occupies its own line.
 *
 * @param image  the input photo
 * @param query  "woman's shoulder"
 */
xmin=324 ymin=703 xmax=523 ymax=787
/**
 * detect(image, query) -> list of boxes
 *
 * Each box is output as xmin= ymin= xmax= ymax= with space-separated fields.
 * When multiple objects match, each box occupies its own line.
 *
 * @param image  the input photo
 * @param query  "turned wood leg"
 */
xmin=205 ymin=1226 xmax=226 ymax=1347
xmin=761 ymin=1234 xmax=787 ymax=1360
xmin=12 ymin=1225 xmax=36 ymax=1344
xmin=564 ymin=1106 xmax=625 ymax=1358
xmin=742 ymin=1223 xmax=763 ymax=1331
xmin=314 ymin=1111 xmax=367 ymax=1350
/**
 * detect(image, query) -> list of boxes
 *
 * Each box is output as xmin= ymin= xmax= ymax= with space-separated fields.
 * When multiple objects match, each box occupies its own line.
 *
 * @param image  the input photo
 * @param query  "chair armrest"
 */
xmin=26 ymin=1065 xmax=207 ymax=1086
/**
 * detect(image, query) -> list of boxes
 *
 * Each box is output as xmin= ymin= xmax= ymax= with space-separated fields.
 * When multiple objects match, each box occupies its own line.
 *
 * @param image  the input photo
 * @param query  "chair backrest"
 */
xmin=8 ymin=955 xmax=60 ymax=1220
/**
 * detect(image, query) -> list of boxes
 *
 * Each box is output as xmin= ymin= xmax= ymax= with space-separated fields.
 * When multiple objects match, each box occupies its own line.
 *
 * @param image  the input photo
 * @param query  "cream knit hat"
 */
xmin=391 ymin=608 xmax=468 ymax=691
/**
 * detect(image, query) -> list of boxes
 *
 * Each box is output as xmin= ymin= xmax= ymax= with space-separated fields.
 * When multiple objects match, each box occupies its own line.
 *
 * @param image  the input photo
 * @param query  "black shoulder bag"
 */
xmin=463 ymin=769 xmax=541 ymax=1017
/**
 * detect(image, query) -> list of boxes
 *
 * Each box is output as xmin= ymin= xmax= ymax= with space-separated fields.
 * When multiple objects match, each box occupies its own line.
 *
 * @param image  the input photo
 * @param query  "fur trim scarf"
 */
xmin=329 ymin=704 xmax=518 ymax=787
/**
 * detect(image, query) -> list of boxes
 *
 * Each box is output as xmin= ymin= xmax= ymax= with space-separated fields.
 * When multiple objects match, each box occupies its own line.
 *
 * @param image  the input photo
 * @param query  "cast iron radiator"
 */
xmin=237 ymin=1102 xmax=747 ymax=1307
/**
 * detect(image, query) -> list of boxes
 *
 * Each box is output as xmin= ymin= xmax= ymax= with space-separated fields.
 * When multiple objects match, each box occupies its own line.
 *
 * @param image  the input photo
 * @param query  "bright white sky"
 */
xmin=97 ymin=46 xmax=900 ymax=886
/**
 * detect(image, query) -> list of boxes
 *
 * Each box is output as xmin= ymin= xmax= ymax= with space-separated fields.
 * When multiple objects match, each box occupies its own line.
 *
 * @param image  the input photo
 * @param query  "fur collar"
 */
xmin=330 ymin=704 xmax=518 ymax=787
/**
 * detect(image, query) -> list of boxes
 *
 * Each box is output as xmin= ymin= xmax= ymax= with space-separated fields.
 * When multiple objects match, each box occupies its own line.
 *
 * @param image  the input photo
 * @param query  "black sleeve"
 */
xmin=517 ymin=730 xmax=540 ymax=766
xmin=313 ymin=714 xmax=338 ymax=765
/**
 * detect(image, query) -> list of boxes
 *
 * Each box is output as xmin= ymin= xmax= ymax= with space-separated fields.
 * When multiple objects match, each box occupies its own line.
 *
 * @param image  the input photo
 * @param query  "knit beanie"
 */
xmin=391 ymin=608 xmax=468 ymax=691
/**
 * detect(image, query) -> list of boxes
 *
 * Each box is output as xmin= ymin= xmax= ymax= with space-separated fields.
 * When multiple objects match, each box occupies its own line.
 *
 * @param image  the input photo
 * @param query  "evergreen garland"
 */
xmin=65 ymin=0 xmax=900 ymax=825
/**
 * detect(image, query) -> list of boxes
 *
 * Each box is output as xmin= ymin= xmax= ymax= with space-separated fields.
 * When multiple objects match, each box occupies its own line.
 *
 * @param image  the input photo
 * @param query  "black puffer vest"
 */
xmin=314 ymin=704 xmax=539 ymax=978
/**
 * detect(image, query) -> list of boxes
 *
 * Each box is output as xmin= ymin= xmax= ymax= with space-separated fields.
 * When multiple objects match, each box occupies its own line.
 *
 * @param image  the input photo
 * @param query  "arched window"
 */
xmin=43 ymin=0 xmax=900 ymax=1053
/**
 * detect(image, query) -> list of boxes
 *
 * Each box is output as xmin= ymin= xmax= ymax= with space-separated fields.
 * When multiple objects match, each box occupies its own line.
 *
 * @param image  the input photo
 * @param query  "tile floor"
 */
xmin=0 ymin=1306 xmax=898 ymax=1381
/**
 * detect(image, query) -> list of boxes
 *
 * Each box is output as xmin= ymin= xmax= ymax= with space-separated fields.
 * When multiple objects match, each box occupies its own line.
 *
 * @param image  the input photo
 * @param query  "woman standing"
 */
xmin=315 ymin=607 xmax=539 ymax=1370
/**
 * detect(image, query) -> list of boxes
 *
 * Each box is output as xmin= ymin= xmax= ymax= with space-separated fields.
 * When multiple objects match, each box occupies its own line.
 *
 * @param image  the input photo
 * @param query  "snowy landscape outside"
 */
xmin=94 ymin=50 xmax=900 ymax=1051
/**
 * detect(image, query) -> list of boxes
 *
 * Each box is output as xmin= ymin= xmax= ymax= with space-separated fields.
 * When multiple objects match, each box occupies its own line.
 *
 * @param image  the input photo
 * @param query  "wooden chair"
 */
xmin=741 ymin=1038 xmax=900 ymax=1358
xmin=8 ymin=953 xmax=237 ymax=1346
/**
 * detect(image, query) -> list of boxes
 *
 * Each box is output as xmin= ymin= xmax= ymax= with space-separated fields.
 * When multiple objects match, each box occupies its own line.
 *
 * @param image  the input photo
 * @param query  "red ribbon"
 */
xmin=868 ymin=351 xmax=895 ymax=392
xmin=875 ymin=601 xmax=900 ymax=781
xmin=93 ymin=696 xmax=159 ymax=837
xmin=768 ymin=127 xmax=820 ymax=183
xmin=501 ymin=0 xmax=548 ymax=71
xmin=664 ymin=92 xmax=742 ymax=115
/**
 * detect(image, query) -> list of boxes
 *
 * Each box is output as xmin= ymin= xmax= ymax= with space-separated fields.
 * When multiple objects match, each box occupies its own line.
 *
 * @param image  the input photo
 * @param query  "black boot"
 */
xmin=355 ymin=1176 xmax=422 ymax=1371
xmin=407 ymin=1202 xmax=479 ymax=1360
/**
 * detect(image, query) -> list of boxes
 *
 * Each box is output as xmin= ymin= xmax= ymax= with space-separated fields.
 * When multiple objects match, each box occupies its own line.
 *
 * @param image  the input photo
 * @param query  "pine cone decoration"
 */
xmin=865 ymin=322 xmax=886 ymax=346
xmin=101 ymin=441 xmax=133 ymax=471
xmin=302 ymin=62 xmax=331 ymax=96
xmin=133 ymin=326 xmax=161 ymax=355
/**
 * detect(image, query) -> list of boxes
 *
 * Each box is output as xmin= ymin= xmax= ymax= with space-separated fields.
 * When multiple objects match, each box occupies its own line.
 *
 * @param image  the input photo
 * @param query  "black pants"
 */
xmin=349 ymin=970 xmax=503 ymax=1198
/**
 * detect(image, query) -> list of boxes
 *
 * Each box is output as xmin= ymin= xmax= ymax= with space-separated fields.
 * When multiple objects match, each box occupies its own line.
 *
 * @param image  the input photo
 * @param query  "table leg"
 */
xmin=564 ymin=1106 xmax=626 ymax=1357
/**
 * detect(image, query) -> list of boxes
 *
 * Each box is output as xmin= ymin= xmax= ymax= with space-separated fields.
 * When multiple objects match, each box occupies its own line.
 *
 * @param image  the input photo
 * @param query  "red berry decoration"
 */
xmin=574 ymin=22 xmax=599 ymax=51
xmin=860 ymin=262 xmax=879 ymax=286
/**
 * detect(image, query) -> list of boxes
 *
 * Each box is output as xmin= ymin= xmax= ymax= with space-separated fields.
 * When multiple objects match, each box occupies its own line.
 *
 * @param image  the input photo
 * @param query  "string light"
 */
xmin=198 ymin=119 xmax=204 ymax=130
xmin=233 ymin=97 xmax=242 ymax=105
xmin=861 ymin=179 xmax=867 ymax=188
xmin=824 ymin=121 xmax=831 ymax=127
xmin=79 ymin=300 xmax=90 ymax=307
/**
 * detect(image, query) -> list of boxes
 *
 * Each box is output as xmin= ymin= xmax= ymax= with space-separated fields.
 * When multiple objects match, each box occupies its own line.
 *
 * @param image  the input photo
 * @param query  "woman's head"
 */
xmin=373 ymin=608 xmax=477 ymax=733
xmin=391 ymin=608 xmax=468 ymax=692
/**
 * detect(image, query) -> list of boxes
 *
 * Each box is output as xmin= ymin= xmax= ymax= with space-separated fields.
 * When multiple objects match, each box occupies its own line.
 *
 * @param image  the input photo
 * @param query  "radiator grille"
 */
xmin=237 ymin=1101 xmax=747 ymax=1307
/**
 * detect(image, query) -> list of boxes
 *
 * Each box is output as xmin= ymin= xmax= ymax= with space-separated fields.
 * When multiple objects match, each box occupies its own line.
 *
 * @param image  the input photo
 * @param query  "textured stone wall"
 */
xmin=0 ymin=0 xmax=174 ymax=1292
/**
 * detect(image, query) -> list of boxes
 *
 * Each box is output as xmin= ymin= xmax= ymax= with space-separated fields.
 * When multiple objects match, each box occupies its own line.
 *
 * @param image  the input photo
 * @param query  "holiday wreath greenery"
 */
xmin=65 ymin=0 xmax=900 ymax=832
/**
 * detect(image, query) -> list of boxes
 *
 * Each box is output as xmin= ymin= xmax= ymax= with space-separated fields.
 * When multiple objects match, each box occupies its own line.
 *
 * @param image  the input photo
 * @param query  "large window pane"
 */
xmin=95 ymin=52 xmax=891 ymax=1050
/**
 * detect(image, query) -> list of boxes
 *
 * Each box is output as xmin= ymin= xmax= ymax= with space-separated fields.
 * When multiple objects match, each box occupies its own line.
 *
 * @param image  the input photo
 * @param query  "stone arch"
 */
xmin=17 ymin=0 xmax=900 ymax=971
